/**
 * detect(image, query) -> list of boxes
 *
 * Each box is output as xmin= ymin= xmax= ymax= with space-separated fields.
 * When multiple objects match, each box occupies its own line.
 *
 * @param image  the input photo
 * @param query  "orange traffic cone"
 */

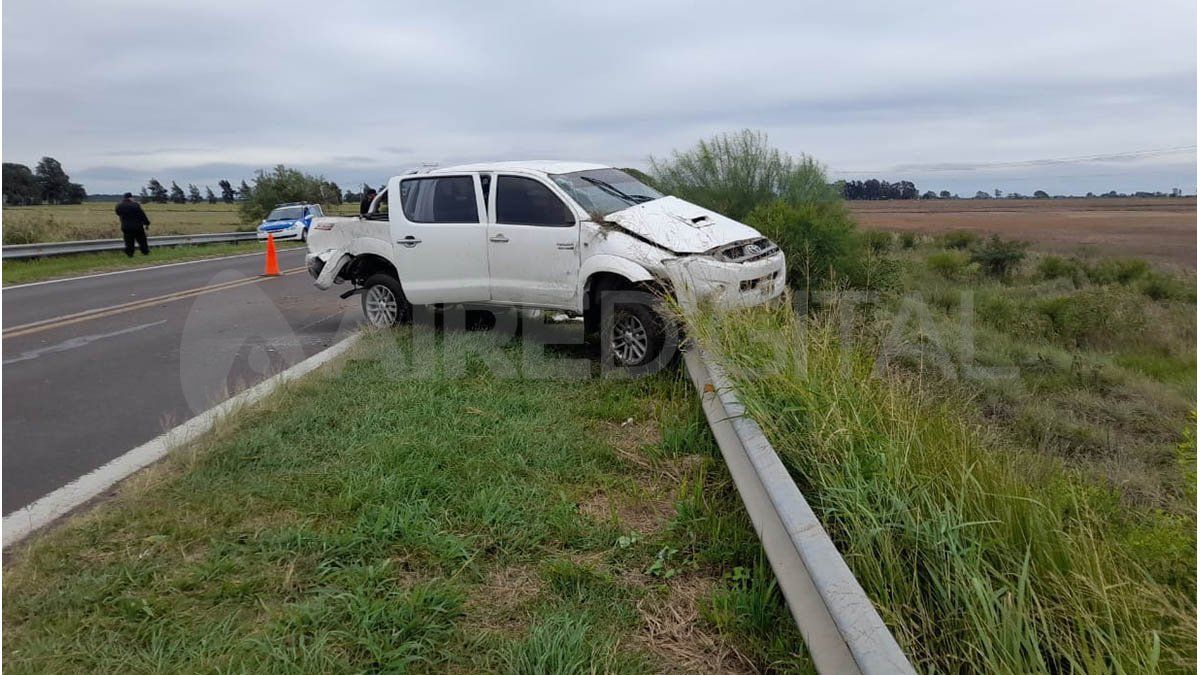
xmin=263 ymin=233 xmax=280 ymax=276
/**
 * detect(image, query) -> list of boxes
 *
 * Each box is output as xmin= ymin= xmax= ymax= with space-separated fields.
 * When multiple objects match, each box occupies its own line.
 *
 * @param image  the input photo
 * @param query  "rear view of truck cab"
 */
xmin=305 ymin=161 xmax=785 ymax=369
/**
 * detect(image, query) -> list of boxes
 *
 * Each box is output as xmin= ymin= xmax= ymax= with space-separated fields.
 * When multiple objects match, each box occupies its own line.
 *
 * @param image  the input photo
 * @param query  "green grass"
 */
xmin=2 ymin=201 xmax=362 ymax=245
xmin=685 ymin=300 xmax=1195 ymax=672
xmin=2 ymin=241 xmax=305 ymax=286
xmin=3 ymin=202 xmax=250 ymax=243
xmin=892 ymin=242 xmax=1195 ymax=515
xmin=3 ymin=326 xmax=806 ymax=673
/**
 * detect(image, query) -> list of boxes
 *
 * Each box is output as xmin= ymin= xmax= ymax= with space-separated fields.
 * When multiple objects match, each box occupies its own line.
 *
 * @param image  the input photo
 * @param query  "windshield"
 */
xmin=265 ymin=206 xmax=305 ymax=221
xmin=549 ymin=168 xmax=663 ymax=216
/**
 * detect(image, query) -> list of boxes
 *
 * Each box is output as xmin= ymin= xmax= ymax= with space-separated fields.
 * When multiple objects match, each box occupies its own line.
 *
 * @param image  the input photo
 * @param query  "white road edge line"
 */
xmin=2 ymin=246 xmax=306 ymax=291
xmin=2 ymin=330 xmax=363 ymax=549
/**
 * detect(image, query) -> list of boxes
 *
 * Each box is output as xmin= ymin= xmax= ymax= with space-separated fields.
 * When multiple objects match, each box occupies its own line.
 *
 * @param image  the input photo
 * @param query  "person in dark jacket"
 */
xmin=359 ymin=188 xmax=377 ymax=216
xmin=115 ymin=192 xmax=151 ymax=256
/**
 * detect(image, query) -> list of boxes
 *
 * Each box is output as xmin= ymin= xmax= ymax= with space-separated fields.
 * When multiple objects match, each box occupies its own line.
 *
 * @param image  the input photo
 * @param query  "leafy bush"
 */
xmin=926 ymin=250 xmax=970 ymax=279
xmin=1036 ymin=255 xmax=1086 ymax=285
xmin=648 ymin=129 xmax=840 ymax=221
xmin=970 ymin=235 xmax=1027 ymax=279
xmin=239 ymin=165 xmax=341 ymax=223
xmin=1035 ymin=287 xmax=1147 ymax=349
xmin=1087 ymin=258 xmax=1151 ymax=286
xmin=744 ymin=200 xmax=859 ymax=289
xmin=938 ymin=230 xmax=980 ymax=250
xmin=862 ymin=230 xmax=893 ymax=253
xmin=899 ymin=232 xmax=918 ymax=249
xmin=1139 ymin=271 xmax=1194 ymax=302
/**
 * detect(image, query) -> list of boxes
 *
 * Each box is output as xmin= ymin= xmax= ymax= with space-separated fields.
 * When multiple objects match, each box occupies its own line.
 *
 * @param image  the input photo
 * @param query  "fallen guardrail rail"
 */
xmin=683 ymin=347 xmax=915 ymax=675
xmin=3 ymin=231 xmax=259 ymax=260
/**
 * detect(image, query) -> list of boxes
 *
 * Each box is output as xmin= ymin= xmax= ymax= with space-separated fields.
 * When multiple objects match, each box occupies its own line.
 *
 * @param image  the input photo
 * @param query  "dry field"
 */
xmin=849 ymin=197 xmax=1197 ymax=269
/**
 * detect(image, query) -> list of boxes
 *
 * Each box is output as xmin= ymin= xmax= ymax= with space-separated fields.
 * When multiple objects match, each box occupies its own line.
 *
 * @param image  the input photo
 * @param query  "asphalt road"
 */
xmin=2 ymin=248 xmax=361 ymax=515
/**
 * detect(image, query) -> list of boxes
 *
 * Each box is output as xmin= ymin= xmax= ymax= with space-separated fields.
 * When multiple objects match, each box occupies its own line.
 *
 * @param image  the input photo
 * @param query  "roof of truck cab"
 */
xmin=432 ymin=160 xmax=610 ymax=176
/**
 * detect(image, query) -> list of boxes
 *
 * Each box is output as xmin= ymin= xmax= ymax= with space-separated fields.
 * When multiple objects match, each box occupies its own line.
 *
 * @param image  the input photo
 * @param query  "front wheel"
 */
xmin=602 ymin=302 xmax=672 ymax=372
xmin=361 ymin=274 xmax=411 ymax=327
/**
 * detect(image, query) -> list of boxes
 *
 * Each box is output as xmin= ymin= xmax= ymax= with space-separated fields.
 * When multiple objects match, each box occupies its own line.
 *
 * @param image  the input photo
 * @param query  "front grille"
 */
xmin=713 ymin=237 xmax=779 ymax=263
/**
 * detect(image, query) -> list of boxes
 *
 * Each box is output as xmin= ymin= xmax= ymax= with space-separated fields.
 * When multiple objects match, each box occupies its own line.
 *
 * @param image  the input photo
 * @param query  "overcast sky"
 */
xmin=4 ymin=0 xmax=1196 ymax=196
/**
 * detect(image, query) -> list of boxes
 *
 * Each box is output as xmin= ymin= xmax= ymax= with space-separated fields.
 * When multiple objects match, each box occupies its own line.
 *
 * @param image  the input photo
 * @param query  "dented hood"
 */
xmin=604 ymin=197 xmax=763 ymax=254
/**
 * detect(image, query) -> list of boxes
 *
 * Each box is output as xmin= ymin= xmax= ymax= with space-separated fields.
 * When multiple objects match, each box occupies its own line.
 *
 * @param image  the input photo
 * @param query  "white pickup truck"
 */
xmin=306 ymin=161 xmax=785 ymax=367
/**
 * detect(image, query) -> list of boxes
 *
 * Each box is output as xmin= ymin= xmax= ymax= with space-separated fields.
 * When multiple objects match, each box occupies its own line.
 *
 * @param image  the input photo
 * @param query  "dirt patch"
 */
xmin=462 ymin=564 xmax=543 ymax=636
xmin=636 ymin=575 xmax=756 ymax=674
xmin=578 ymin=489 xmax=674 ymax=536
xmin=849 ymin=197 xmax=1197 ymax=269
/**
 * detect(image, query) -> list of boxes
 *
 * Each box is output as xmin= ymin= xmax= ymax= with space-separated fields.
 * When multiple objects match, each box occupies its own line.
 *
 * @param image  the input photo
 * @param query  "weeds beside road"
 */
xmin=3 ymin=328 xmax=806 ymax=673
xmin=682 ymin=226 xmax=1196 ymax=671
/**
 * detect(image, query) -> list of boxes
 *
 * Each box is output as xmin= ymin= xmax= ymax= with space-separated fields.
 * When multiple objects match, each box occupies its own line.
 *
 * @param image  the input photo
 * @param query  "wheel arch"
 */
xmin=342 ymin=252 xmax=399 ymax=286
xmin=579 ymin=255 xmax=656 ymax=310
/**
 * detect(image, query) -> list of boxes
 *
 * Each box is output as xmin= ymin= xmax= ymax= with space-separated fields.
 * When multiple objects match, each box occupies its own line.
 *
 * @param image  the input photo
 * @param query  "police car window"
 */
xmin=496 ymin=176 xmax=573 ymax=227
xmin=401 ymin=176 xmax=479 ymax=224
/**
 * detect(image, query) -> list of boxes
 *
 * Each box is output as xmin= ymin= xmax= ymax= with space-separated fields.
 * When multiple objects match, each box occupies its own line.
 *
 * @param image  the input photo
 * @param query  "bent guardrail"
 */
xmin=3 ymin=231 xmax=259 ymax=260
xmin=683 ymin=347 xmax=915 ymax=675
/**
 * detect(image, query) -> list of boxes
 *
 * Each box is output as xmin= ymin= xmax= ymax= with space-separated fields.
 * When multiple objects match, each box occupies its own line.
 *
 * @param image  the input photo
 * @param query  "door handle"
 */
xmin=490 ymin=234 xmax=509 ymax=243
xmin=397 ymin=236 xmax=421 ymax=248
xmin=556 ymin=242 xmax=575 ymax=250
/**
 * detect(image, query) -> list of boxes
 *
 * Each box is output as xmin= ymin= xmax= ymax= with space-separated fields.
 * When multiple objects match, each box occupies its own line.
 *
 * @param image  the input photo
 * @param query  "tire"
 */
xmin=361 ymin=273 xmax=411 ymax=327
xmin=300 ymin=226 xmax=307 ymax=242
xmin=601 ymin=301 xmax=668 ymax=371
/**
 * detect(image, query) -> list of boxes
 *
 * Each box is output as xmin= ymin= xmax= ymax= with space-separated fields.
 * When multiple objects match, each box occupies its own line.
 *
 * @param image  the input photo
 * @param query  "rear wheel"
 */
xmin=361 ymin=274 xmax=411 ymax=327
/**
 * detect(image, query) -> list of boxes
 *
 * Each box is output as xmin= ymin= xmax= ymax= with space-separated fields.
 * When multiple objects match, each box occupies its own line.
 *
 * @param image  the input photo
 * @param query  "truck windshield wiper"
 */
xmin=580 ymin=176 xmax=641 ymax=205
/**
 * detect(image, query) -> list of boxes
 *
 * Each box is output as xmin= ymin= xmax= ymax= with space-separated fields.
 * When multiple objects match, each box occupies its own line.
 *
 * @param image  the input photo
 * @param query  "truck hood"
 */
xmin=604 ymin=196 xmax=762 ymax=254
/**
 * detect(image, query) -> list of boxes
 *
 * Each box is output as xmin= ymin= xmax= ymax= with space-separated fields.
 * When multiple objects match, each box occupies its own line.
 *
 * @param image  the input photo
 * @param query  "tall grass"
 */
xmin=684 ymin=301 xmax=1195 ymax=672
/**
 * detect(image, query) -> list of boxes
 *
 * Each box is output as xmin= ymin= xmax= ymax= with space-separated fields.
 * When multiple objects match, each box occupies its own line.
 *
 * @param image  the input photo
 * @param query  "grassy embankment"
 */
xmin=684 ymin=231 xmax=1196 ymax=671
xmin=3 ymin=327 xmax=807 ymax=673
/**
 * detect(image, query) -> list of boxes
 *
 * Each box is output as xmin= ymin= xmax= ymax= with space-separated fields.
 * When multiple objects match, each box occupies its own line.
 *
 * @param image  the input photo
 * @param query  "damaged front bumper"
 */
xmin=307 ymin=249 xmax=351 ymax=290
xmin=662 ymin=251 xmax=786 ymax=311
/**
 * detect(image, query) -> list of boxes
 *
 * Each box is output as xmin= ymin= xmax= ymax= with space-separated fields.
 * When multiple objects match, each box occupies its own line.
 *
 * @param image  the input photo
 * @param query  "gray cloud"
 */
xmin=4 ymin=0 xmax=1195 ymax=196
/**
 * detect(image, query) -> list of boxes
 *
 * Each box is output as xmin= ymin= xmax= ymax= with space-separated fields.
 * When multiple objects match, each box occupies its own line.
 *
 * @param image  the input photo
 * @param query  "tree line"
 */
xmin=3 ymin=157 xmax=87 ymax=205
xmin=136 ymin=176 xmax=348 ymax=207
xmin=837 ymin=180 xmax=1189 ymax=201
xmin=837 ymin=179 xmax=919 ymax=200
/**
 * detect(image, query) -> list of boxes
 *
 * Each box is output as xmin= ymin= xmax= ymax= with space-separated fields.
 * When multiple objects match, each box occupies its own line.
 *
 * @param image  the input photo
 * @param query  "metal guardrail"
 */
xmin=683 ymin=347 xmax=915 ymax=675
xmin=3 ymin=231 xmax=259 ymax=260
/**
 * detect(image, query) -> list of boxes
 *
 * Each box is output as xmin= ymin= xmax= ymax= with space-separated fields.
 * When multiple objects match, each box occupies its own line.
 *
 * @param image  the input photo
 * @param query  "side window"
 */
xmin=400 ymin=176 xmax=480 ymax=223
xmin=496 ymin=176 xmax=573 ymax=227
xmin=311 ymin=204 xmax=324 ymax=217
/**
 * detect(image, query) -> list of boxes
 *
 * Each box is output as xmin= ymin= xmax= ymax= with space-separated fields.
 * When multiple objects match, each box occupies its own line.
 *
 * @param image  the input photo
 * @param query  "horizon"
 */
xmin=4 ymin=1 xmax=1196 ymax=197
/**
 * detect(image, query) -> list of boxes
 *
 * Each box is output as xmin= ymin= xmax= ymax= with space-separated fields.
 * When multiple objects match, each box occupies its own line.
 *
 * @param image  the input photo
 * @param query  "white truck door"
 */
xmin=389 ymin=173 xmax=490 ymax=304
xmin=486 ymin=174 xmax=580 ymax=307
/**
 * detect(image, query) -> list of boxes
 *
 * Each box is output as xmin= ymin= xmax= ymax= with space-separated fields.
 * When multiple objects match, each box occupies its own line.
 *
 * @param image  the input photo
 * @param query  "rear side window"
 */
xmin=400 ymin=176 xmax=479 ymax=223
xmin=496 ymin=176 xmax=574 ymax=227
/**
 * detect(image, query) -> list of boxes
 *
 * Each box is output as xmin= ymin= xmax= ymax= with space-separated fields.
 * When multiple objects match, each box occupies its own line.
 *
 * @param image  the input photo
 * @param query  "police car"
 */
xmin=256 ymin=202 xmax=324 ymax=241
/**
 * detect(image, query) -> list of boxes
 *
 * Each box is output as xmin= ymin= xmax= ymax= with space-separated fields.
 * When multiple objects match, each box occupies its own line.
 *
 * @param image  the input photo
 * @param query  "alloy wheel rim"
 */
xmin=365 ymin=285 xmax=398 ymax=326
xmin=610 ymin=311 xmax=649 ymax=365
